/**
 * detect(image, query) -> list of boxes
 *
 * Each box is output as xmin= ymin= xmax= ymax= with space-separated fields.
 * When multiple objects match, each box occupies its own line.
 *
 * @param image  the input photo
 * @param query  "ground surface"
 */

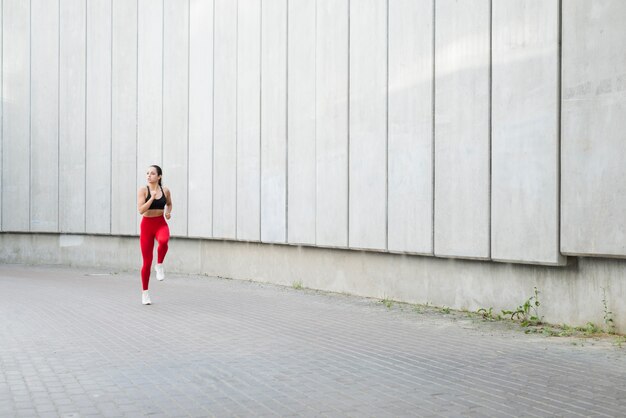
xmin=1 ymin=263 xmax=626 ymax=417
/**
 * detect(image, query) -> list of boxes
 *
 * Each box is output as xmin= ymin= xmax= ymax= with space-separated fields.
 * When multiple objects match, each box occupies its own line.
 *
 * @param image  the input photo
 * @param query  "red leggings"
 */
xmin=140 ymin=215 xmax=170 ymax=290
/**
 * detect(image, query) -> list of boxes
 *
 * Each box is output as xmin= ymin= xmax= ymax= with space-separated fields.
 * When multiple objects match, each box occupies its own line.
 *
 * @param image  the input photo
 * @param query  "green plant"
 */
xmin=613 ymin=336 xmax=626 ymax=348
xmin=381 ymin=297 xmax=394 ymax=309
xmin=576 ymin=322 xmax=602 ymax=335
xmin=292 ymin=280 xmax=303 ymax=290
xmin=477 ymin=307 xmax=501 ymax=321
xmin=501 ymin=287 xmax=542 ymax=327
xmin=557 ymin=324 xmax=575 ymax=337
xmin=412 ymin=306 xmax=422 ymax=314
xmin=441 ymin=306 xmax=451 ymax=314
xmin=602 ymin=287 xmax=616 ymax=335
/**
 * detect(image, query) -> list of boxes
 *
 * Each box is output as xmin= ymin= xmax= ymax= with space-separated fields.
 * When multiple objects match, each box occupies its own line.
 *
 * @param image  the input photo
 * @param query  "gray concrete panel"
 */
xmin=491 ymin=0 xmax=564 ymax=265
xmin=86 ymin=0 xmax=111 ymax=234
xmin=315 ymin=0 xmax=349 ymax=248
xmin=163 ymin=0 xmax=189 ymax=237
xmin=388 ymin=0 xmax=433 ymax=254
xmin=236 ymin=0 xmax=261 ymax=242
xmin=349 ymin=0 xmax=387 ymax=251
xmin=434 ymin=0 xmax=490 ymax=259
xmin=59 ymin=0 xmax=86 ymax=233
xmin=561 ymin=1 xmax=626 ymax=257
xmin=287 ymin=0 xmax=316 ymax=245
xmin=213 ymin=0 xmax=237 ymax=240
xmin=188 ymin=0 xmax=213 ymax=239
xmin=2 ymin=0 xmax=30 ymax=231
xmin=137 ymin=0 xmax=163 ymax=234
xmin=30 ymin=0 xmax=59 ymax=232
xmin=260 ymin=0 xmax=287 ymax=243
xmin=0 ymin=3 xmax=2 ymax=230
xmin=111 ymin=0 xmax=137 ymax=236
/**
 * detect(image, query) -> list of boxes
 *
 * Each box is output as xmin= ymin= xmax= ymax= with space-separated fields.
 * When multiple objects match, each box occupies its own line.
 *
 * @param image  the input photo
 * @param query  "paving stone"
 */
xmin=33 ymin=403 xmax=56 ymax=413
xmin=36 ymin=413 xmax=60 ymax=418
xmin=2 ymin=264 xmax=626 ymax=416
xmin=15 ymin=408 xmax=38 ymax=417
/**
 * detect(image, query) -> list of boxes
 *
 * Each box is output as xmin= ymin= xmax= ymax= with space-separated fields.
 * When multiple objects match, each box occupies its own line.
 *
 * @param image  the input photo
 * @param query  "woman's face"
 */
xmin=146 ymin=167 xmax=160 ymax=184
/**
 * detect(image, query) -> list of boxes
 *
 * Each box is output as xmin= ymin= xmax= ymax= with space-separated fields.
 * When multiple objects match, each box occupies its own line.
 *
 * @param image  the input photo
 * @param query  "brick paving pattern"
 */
xmin=1 ymin=264 xmax=626 ymax=417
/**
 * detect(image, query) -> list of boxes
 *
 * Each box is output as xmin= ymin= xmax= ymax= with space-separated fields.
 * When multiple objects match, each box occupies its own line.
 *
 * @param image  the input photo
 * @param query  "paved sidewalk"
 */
xmin=1 ymin=264 xmax=626 ymax=418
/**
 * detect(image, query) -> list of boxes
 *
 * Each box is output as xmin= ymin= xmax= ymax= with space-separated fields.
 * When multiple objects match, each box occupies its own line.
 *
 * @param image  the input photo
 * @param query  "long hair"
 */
xmin=150 ymin=165 xmax=163 ymax=186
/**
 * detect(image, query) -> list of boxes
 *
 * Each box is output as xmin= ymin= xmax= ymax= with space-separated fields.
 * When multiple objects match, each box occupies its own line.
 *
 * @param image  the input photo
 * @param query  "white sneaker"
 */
xmin=155 ymin=264 xmax=165 ymax=281
xmin=142 ymin=290 xmax=152 ymax=305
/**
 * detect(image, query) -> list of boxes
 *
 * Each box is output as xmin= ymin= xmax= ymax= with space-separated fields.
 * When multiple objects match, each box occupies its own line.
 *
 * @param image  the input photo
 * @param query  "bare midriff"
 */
xmin=143 ymin=209 xmax=165 ymax=218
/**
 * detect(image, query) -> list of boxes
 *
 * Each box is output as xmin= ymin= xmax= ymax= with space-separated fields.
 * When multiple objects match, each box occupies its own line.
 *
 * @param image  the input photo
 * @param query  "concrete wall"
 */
xmin=2 ymin=1 xmax=626 ymax=328
xmin=561 ymin=0 xmax=626 ymax=258
xmin=388 ymin=0 xmax=433 ymax=255
xmin=491 ymin=0 xmax=564 ymax=265
xmin=111 ymin=0 xmax=137 ymax=236
xmin=3 ymin=0 xmax=30 ymax=232
xmin=1 ymin=0 xmax=601 ymax=262
xmin=434 ymin=0 xmax=491 ymax=260
xmin=0 ymin=0 xmax=595 ymax=261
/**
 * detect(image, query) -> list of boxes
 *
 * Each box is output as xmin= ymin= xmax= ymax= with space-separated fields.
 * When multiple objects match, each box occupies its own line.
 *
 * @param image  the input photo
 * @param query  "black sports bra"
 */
xmin=146 ymin=186 xmax=167 ymax=210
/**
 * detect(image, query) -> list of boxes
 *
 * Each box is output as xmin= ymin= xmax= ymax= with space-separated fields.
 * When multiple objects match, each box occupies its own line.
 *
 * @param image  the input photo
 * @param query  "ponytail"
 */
xmin=150 ymin=165 xmax=163 ymax=187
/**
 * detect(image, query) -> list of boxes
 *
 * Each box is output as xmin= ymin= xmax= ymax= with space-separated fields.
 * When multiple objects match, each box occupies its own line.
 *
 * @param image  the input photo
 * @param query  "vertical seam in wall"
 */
xmin=135 ymin=0 xmax=139 ymax=234
xmin=186 ymin=0 xmax=190 ymax=237
xmin=431 ymin=0 xmax=435 ymax=255
xmin=1 ymin=0 xmax=3 ymax=230
xmin=211 ymin=0 xmax=215 ymax=237
xmin=385 ymin=0 xmax=389 ymax=251
xmin=259 ymin=0 xmax=262 ymax=241
xmin=29 ymin=0 xmax=32 ymax=232
xmin=284 ymin=0 xmax=288 ymax=243
xmin=110 ymin=0 xmax=113 ymax=234
xmin=487 ymin=0 xmax=492 ymax=259
xmin=84 ymin=0 xmax=88 ymax=232
xmin=235 ymin=0 xmax=239 ymax=239
xmin=58 ymin=1 xmax=62 ymax=231
xmin=557 ymin=0 xmax=562 ymax=260
xmin=346 ymin=0 xmax=350 ymax=248
xmin=314 ymin=0 xmax=317 ymax=245
xmin=161 ymin=0 xmax=164 ymax=166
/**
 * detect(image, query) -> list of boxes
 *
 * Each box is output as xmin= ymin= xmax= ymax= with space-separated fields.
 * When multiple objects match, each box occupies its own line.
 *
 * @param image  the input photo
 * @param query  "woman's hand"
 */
xmin=165 ymin=212 xmax=171 ymax=220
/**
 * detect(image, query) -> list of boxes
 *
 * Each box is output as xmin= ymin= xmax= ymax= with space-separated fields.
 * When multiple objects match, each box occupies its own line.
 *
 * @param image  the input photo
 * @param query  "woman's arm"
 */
xmin=164 ymin=188 xmax=172 ymax=220
xmin=137 ymin=187 xmax=154 ymax=215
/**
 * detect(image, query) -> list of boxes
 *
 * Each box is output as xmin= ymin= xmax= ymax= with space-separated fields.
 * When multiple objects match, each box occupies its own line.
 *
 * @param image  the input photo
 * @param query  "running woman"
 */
xmin=137 ymin=165 xmax=172 ymax=305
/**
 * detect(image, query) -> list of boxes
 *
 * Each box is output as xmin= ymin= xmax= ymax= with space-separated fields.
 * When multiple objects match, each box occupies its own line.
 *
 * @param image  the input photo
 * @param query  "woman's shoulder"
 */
xmin=137 ymin=185 xmax=148 ymax=194
xmin=162 ymin=186 xmax=171 ymax=195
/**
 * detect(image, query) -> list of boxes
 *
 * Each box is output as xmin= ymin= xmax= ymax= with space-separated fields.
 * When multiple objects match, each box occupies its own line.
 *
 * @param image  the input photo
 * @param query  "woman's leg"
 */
xmin=155 ymin=223 xmax=170 ymax=264
xmin=140 ymin=220 xmax=156 ymax=290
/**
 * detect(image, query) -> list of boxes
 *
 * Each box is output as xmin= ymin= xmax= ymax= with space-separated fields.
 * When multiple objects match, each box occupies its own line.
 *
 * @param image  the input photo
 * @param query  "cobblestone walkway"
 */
xmin=1 ymin=264 xmax=626 ymax=417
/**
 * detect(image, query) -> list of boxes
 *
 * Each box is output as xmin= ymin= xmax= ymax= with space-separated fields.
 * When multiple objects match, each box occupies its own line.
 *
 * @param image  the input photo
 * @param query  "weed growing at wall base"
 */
xmin=371 ymin=287 xmax=623 ymax=344
xmin=380 ymin=297 xmax=394 ymax=309
xmin=602 ymin=287 xmax=616 ymax=335
xmin=477 ymin=307 xmax=502 ymax=321
xmin=474 ymin=287 xmax=623 ymax=344
xmin=612 ymin=336 xmax=624 ymax=348
xmin=501 ymin=287 xmax=543 ymax=327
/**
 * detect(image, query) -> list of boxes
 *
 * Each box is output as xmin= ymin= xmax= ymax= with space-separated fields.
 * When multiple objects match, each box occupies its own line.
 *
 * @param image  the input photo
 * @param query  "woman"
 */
xmin=137 ymin=165 xmax=172 ymax=305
